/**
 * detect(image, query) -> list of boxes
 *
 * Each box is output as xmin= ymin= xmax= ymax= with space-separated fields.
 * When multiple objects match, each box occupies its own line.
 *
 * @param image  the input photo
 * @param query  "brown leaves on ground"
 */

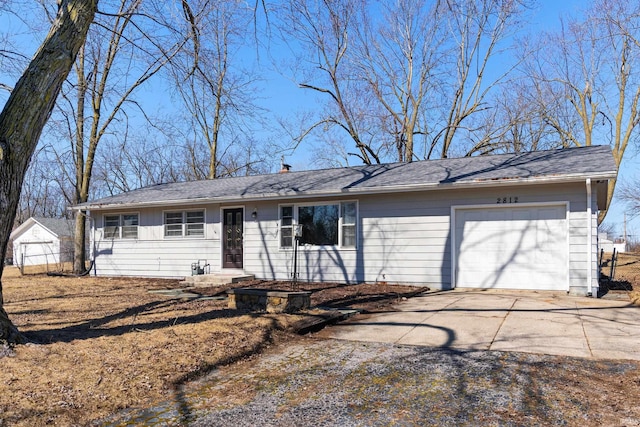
xmin=0 ymin=267 xmax=421 ymax=426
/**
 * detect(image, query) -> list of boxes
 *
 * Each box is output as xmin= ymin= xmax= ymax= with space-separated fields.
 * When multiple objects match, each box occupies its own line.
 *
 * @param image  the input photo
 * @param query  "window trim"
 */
xmin=163 ymin=209 xmax=206 ymax=239
xmin=279 ymin=201 xmax=358 ymax=249
xmin=102 ymin=212 xmax=139 ymax=240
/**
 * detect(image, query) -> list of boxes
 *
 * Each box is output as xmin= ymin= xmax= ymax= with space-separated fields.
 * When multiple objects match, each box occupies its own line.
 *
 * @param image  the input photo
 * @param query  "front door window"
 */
xmin=223 ymin=208 xmax=243 ymax=268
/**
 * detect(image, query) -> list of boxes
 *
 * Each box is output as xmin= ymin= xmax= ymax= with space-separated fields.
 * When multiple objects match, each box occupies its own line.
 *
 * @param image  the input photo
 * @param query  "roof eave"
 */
xmin=9 ymin=218 xmax=36 ymax=240
xmin=9 ymin=217 xmax=63 ymax=240
xmin=72 ymin=171 xmax=618 ymax=212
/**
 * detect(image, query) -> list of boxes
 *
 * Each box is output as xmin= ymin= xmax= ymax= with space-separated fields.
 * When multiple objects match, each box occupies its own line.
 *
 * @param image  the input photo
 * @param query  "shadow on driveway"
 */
xmin=315 ymin=289 xmax=640 ymax=360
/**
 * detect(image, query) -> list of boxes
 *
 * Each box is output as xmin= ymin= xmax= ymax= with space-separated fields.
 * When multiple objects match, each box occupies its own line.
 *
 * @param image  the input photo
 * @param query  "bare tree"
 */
xmin=46 ymin=0 xmax=187 ymax=273
xmin=0 ymin=1 xmax=40 ymax=96
xmin=279 ymin=0 xmax=382 ymax=165
xmin=619 ymin=181 xmax=640 ymax=220
xmin=434 ymin=0 xmax=527 ymax=159
xmin=0 ymin=0 xmax=97 ymax=343
xmin=16 ymin=146 xmax=71 ymax=223
xmin=93 ymin=132 xmax=186 ymax=196
xmin=484 ymin=81 xmax=560 ymax=155
xmin=280 ymin=0 xmax=526 ymax=164
xmin=354 ymin=0 xmax=444 ymax=162
xmin=170 ymin=0 xmax=265 ymax=179
xmin=522 ymin=0 xmax=640 ymax=221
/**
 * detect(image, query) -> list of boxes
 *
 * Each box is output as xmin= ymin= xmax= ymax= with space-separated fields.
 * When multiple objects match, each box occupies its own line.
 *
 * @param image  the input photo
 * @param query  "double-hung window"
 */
xmin=280 ymin=206 xmax=294 ymax=247
xmin=104 ymin=213 xmax=139 ymax=239
xmin=341 ymin=202 xmax=357 ymax=247
xmin=164 ymin=210 xmax=205 ymax=238
xmin=280 ymin=201 xmax=357 ymax=248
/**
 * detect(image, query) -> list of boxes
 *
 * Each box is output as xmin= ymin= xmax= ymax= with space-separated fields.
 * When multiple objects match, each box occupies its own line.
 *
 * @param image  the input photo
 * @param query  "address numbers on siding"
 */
xmin=496 ymin=197 xmax=519 ymax=204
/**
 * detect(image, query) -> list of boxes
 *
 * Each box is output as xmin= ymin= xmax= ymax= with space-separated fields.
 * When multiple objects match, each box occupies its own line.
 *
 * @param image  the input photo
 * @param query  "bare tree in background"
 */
xmin=480 ymin=80 xmax=558 ymax=155
xmin=355 ymin=0 xmax=444 ymax=162
xmin=280 ymin=0 xmax=526 ymax=164
xmin=93 ymin=132 xmax=186 ymax=196
xmin=279 ymin=0 xmax=382 ymax=165
xmin=434 ymin=0 xmax=527 ymax=159
xmin=522 ymin=0 xmax=640 ymax=222
xmin=170 ymin=0 xmax=266 ymax=179
xmin=17 ymin=147 xmax=71 ymax=222
xmin=0 ymin=2 xmax=35 ymax=96
xmin=619 ymin=181 xmax=640 ymax=220
xmin=0 ymin=0 xmax=97 ymax=343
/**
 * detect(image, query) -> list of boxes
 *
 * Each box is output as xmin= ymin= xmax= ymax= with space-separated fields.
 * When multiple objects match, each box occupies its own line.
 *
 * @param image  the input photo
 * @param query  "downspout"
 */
xmin=586 ymin=178 xmax=594 ymax=297
xmin=89 ymin=213 xmax=95 ymax=276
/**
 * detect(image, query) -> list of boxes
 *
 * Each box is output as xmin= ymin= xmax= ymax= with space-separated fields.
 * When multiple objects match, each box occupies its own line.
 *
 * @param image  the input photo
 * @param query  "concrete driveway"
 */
xmin=316 ymin=289 xmax=640 ymax=360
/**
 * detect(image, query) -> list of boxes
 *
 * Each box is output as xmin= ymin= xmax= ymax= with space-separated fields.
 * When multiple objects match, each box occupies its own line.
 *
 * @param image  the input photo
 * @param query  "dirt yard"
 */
xmin=600 ymin=251 xmax=640 ymax=304
xmin=0 ymin=267 xmax=421 ymax=426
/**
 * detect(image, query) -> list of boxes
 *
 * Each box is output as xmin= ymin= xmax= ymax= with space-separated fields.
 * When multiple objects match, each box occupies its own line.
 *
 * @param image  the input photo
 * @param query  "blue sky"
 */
xmin=247 ymin=0 xmax=640 ymax=238
xmin=1 ymin=0 xmax=638 ymax=237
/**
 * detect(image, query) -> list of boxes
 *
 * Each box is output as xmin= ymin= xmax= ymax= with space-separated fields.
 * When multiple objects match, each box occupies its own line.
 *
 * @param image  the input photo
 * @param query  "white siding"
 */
xmin=91 ymin=181 xmax=599 ymax=292
xmin=567 ymin=183 xmax=599 ymax=291
xmin=93 ymin=206 xmax=222 ymax=278
xmin=94 ymin=239 xmax=221 ymax=277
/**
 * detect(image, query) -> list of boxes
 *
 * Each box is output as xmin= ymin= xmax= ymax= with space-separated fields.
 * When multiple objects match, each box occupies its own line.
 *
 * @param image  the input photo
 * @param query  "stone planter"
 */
xmin=227 ymin=288 xmax=311 ymax=313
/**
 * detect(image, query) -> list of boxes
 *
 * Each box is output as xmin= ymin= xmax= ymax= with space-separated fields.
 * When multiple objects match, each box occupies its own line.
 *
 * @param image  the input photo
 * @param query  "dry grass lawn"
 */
xmin=0 ymin=267 xmax=419 ymax=426
xmin=601 ymin=251 xmax=640 ymax=304
xmin=2 ymin=253 xmax=638 ymax=426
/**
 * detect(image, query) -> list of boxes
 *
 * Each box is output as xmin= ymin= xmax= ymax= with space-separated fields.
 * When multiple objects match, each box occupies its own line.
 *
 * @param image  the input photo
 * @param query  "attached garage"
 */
xmin=453 ymin=204 xmax=568 ymax=291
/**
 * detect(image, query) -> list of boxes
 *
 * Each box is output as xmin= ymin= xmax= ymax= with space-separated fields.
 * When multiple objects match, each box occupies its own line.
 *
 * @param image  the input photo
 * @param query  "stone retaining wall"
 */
xmin=227 ymin=288 xmax=311 ymax=313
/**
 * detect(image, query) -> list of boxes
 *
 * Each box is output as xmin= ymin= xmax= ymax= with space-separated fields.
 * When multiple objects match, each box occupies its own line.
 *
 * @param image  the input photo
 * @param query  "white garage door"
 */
xmin=21 ymin=242 xmax=57 ymax=266
xmin=454 ymin=205 xmax=567 ymax=291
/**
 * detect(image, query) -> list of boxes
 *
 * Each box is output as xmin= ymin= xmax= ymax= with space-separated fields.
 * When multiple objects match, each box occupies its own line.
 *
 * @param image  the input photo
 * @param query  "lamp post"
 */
xmin=292 ymin=224 xmax=303 ymax=290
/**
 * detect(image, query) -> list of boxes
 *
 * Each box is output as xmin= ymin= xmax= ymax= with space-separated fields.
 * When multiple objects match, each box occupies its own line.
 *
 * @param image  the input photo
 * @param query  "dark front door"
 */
xmin=223 ymin=208 xmax=243 ymax=269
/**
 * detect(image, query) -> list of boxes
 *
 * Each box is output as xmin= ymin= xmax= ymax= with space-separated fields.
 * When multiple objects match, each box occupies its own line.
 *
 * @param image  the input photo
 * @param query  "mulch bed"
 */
xmin=196 ymin=280 xmax=427 ymax=313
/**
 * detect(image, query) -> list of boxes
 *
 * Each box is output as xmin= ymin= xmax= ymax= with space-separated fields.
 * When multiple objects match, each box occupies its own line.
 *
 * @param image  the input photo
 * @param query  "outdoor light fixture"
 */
xmin=251 ymin=208 xmax=258 ymax=219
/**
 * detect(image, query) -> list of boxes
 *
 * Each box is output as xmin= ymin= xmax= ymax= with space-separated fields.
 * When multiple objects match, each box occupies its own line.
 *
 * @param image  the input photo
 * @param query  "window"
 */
xmin=341 ymin=202 xmax=357 ymax=247
xmin=104 ymin=213 xmax=138 ymax=239
xmin=164 ymin=210 xmax=205 ymax=238
xmin=280 ymin=201 xmax=357 ymax=248
xmin=280 ymin=206 xmax=293 ymax=247
xmin=299 ymin=204 xmax=339 ymax=245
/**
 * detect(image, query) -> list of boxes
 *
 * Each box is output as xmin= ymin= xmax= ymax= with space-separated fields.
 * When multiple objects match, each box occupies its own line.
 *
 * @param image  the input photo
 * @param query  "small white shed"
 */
xmin=10 ymin=217 xmax=75 ymax=268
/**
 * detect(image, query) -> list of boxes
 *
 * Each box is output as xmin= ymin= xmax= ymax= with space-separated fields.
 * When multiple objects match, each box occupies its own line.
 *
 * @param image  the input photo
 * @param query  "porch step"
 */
xmin=182 ymin=273 xmax=255 ymax=287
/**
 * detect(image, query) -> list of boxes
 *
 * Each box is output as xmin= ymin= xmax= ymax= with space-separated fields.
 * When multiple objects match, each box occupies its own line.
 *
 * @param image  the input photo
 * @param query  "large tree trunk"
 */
xmin=0 ymin=0 xmax=98 ymax=344
xmin=73 ymin=212 xmax=87 ymax=272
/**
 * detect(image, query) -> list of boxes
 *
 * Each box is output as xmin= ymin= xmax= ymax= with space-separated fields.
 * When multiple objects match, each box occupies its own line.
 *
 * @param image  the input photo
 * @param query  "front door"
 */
xmin=223 ymin=208 xmax=243 ymax=269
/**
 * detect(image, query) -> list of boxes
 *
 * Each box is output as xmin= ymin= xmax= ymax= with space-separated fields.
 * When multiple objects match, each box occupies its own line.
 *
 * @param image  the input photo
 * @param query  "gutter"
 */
xmin=70 ymin=171 xmax=618 ymax=212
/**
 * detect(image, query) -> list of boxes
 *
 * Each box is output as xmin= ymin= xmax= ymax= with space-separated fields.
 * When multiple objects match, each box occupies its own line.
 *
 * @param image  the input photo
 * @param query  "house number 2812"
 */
xmin=497 ymin=196 xmax=519 ymax=204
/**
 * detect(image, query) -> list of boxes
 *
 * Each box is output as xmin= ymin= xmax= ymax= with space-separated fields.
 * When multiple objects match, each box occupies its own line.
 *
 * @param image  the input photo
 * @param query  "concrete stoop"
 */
xmin=182 ymin=273 xmax=255 ymax=287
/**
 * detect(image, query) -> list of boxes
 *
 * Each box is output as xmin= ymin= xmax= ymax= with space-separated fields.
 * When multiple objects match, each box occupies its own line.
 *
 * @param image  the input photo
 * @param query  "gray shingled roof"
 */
xmin=32 ymin=217 xmax=75 ymax=238
xmin=77 ymin=145 xmax=617 ymax=210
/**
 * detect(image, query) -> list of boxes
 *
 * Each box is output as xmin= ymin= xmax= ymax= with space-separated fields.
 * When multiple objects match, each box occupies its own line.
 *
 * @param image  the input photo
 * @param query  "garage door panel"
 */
xmin=455 ymin=205 xmax=567 ymax=291
xmin=512 ymin=210 xmax=532 ymax=220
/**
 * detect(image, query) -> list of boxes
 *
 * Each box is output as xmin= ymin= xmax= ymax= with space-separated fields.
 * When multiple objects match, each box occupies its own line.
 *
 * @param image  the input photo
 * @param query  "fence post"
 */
xmin=609 ymin=248 xmax=617 ymax=281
